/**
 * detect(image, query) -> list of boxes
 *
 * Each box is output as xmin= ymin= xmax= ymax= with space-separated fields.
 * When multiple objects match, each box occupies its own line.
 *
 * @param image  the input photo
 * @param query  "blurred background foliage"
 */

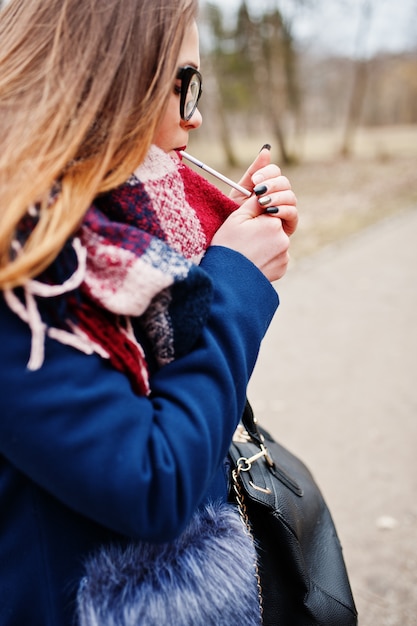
xmin=190 ymin=0 xmax=417 ymax=259
xmin=193 ymin=0 xmax=417 ymax=165
xmin=194 ymin=6 xmax=417 ymax=626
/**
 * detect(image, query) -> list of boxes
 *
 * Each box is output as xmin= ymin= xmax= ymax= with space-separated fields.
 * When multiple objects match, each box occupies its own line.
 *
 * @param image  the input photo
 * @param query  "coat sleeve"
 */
xmin=0 ymin=246 xmax=278 ymax=542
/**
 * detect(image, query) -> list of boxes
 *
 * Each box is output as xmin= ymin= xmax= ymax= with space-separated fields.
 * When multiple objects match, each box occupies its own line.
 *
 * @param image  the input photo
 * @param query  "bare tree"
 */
xmin=340 ymin=0 xmax=373 ymax=157
xmin=202 ymin=1 xmax=305 ymax=165
xmin=202 ymin=2 xmax=241 ymax=166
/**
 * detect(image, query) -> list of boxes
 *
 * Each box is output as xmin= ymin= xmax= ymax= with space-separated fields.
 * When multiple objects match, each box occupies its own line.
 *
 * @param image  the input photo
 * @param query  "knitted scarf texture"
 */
xmin=6 ymin=146 xmax=238 ymax=394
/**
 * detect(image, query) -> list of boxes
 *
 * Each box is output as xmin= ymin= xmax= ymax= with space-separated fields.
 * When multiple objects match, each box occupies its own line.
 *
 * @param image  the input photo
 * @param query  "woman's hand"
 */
xmin=211 ymin=195 xmax=292 ymax=283
xmin=229 ymin=147 xmax=298 ymax=237
xmin=212 ymin=147 xmax=298 ymax=282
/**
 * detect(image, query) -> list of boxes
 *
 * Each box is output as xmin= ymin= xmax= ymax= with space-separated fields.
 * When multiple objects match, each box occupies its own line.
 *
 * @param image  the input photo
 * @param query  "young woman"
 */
xmin=0 ymin=1 xmax=297 ymax=624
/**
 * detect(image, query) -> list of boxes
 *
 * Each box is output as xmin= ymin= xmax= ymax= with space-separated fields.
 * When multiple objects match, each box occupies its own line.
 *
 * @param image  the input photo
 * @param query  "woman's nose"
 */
xmin=184 ymin=107 xmax=202 ymax=130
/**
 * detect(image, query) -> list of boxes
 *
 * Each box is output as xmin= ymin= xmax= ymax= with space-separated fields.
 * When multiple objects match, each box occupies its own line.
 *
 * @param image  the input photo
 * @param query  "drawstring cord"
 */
xmin=3 ymin=238 xmax=94 ymax=370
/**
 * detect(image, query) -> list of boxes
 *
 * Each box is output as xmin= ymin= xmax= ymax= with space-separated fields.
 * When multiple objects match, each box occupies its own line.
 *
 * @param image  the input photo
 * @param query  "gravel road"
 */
xmin=248 ymin=206 xmax=417 ymax=626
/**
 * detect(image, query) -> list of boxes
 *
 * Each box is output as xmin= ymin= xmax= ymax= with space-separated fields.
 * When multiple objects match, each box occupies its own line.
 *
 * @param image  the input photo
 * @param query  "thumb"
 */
xmin=237 ymin=144 xmax=272 ymax=190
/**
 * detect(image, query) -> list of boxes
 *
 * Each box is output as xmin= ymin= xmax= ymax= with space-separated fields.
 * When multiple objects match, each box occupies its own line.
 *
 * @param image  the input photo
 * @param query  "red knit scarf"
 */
xmin=6 ymin=146 xmax=238 ymax=395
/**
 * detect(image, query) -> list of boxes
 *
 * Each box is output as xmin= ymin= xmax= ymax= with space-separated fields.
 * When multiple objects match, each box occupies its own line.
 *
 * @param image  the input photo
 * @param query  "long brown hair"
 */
xmin=0 ymin=0 xmax=198 ymax=288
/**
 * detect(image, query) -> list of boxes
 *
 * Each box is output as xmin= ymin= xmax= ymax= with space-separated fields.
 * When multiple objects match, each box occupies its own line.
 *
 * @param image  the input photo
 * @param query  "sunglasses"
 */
xmin=176 ymin=66 xmax=203 ymax=121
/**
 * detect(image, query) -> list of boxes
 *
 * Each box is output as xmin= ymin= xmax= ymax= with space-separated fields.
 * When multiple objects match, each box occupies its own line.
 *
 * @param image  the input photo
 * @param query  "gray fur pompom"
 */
xmin=77 ymin=502 xmax=261 ymax=626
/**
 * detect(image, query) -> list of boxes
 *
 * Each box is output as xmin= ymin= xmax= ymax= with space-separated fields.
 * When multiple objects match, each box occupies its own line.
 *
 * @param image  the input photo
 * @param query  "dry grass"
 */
xmin=188 ymin=125 xmax=417 ymax=260
xmin=283 ymin=154 xmax=417 ymax=260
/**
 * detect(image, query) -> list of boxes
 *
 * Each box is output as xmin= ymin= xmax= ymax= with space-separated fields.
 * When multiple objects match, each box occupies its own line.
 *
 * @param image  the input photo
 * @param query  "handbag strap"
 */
xmin=241 ymin=400 xmax=274 ymax=468
xmin=241 ymin=400 xmax=264 ymax=446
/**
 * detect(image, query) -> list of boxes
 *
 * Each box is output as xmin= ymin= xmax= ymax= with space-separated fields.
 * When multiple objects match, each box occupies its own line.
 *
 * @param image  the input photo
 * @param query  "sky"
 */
xmin=202 ymin=0 xmax=417 ymax=57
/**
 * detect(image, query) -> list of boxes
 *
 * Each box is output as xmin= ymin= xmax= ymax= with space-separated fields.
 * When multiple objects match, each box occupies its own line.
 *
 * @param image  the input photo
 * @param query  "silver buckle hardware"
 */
xmin=236 ymin=443 xmax=274 ymax=473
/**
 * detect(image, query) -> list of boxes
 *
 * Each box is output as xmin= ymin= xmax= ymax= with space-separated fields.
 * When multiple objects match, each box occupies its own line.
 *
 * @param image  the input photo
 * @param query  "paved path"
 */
xmin=248 ymin=206 xmax=417 ymax=626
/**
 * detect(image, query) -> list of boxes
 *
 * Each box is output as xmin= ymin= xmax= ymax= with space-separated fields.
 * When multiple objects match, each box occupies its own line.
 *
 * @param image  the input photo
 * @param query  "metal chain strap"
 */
xmin=232 ymin=465 xmax=264 ymax=623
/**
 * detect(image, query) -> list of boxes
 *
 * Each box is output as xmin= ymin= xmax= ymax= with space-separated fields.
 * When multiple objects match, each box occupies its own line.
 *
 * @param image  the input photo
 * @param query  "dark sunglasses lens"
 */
xmin=179 ymin=67 xmax=202 ymax=121
xmin=184 ymin=74 xmax=201 ymax=119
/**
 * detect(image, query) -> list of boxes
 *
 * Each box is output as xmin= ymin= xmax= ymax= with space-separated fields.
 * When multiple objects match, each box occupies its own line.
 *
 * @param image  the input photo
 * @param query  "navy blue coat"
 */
xmin=0 ymin=246 xmax=278 ymax=625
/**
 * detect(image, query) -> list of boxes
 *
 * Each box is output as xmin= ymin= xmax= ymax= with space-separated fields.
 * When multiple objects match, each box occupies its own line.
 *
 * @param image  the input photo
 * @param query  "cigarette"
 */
xmin=179 ymin=150 xmax=252 ymax=198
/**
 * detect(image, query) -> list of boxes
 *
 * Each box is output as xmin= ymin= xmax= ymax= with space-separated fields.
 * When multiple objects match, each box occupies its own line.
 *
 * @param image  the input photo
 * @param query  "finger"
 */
xmin=231 ymin=194 xmax=271 ymax=220
xmin=234 ymin=147 xmax=273 ymax=193
xmin=256 ymin=189 xmax=296 ymax=209
xmin=254 ymin=175 xmax=292 ymax=197
xmin=275 ymin=206 xmax=299 ymax=237
xmin=260 ymin=200 xmax=298 ymax=235
xmin=251 ymin=164 xmax=282 ymax=187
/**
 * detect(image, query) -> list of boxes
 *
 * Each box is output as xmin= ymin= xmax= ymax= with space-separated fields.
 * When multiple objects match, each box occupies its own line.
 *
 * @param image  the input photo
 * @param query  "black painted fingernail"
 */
xmin=260 ymin=143 xmax=271 ymax=152
xmin=254 ymin=184 xmax=268 ymax=196
xmin=265 ymin=206 xmax=279 ymax=214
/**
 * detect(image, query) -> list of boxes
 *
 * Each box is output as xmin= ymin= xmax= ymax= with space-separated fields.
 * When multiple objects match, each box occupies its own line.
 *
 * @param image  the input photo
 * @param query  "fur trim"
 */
xmin=77 ymin=503 xmax=261 ymax=626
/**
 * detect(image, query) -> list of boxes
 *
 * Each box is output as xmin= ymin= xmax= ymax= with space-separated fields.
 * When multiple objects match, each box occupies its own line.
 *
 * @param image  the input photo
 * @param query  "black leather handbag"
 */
xmin=229 ymin=402 xmax=358 ymax=626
